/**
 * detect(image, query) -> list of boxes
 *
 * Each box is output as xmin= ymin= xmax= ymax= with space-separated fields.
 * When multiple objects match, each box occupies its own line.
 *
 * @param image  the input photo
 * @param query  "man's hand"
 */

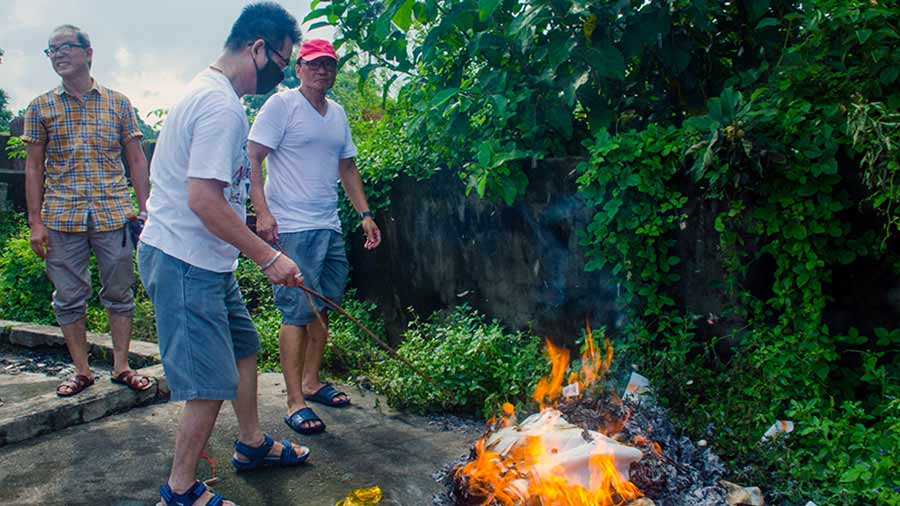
xmin=262 ymin=252 xmax=304 ymax=287
xmin=362 ymin=217 xmax=381 ymax=250
xmin=256 ymin=211 xmax=279 ymax=244
xmin=125 ymin=211 xmax=146 ymax=243
xmin=29 ymin=221 xmax=50 ymax=259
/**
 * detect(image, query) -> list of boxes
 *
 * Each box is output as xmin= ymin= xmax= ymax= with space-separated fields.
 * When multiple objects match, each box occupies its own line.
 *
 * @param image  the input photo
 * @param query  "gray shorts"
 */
xmin=137 ymin=243 xmax=260 ymax=401
xmin=274 ymin=230 xmax=349 ymax=326
xmin=45 ymin=224 xmax=135 ymax=326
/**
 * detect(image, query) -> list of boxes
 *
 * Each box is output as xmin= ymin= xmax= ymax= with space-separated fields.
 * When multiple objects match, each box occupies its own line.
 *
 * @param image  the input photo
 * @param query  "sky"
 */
xmin=0 ymin=0 xmax=333 ymax=121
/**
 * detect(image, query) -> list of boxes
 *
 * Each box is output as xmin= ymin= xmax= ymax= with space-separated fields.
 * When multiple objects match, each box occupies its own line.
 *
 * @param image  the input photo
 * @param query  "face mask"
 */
xmin=253 ymin=50 xmax=284 ymax=95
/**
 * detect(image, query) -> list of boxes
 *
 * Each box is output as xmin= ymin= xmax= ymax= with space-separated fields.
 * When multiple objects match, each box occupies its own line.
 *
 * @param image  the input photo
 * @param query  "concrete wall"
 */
xmin=346 ymin=159 xmax=622 ymax=343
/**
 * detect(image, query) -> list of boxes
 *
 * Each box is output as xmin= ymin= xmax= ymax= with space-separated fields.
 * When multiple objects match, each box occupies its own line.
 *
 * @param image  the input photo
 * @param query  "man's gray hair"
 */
xmin=50 ymin=24 xmax=91 ymax=48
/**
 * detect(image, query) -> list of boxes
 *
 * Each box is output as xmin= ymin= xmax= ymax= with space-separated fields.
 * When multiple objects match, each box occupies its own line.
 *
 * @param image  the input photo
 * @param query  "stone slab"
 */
xmin=2 ymin=322 xmax=160 ymax=367
xmin=0 ymin=363 xmax=167 ymax=446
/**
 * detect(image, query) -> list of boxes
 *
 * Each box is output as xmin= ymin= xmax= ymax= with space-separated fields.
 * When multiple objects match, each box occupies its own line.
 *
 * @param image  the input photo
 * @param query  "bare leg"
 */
xmin=301 ymin=314 xmax=348 ymax=404
xmin=231 ymin=353 xmax=309 ymax=461
xmin=279 ymin=324 xmax=308 ymax=415
xmin=167 ymin=399 xmax=222 ymax=491
xmin=61 ymin=317 xmax=91 ymax=380
xmin=278 ymin=324 xmax=324 ymax=431
xmin=108 ymin=311 xmax=133 ymax=375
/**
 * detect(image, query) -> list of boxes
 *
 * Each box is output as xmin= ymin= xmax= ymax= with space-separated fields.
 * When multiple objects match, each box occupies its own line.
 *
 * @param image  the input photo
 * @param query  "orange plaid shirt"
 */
xmin=22 ymin=81 xmax=143 ymax=232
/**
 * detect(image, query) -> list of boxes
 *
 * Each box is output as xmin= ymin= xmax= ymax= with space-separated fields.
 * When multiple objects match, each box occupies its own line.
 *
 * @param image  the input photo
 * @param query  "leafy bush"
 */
xmin=374 ymin=305 xmax=548 ymax=417
xmin=0 ymin=229 xmax=55 ymax=324
xmin=322 ymin=291 xmax=384 ymax=374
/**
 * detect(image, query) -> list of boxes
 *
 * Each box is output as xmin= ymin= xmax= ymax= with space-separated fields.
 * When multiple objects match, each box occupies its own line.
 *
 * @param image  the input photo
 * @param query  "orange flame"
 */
xmin=458 ymin=323 xmax=642 ymax=505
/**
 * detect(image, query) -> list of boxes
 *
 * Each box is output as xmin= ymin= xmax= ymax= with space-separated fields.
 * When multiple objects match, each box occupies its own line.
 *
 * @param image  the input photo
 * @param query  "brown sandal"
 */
xmin=112 ymin=370 xmax=154 ymax=392
xmin=57 ymin=374 xmax=95 ymax=397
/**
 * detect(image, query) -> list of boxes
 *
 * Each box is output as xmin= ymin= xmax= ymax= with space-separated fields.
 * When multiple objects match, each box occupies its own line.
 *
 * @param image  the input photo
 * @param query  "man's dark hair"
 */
xmin=224 ymin=2 xmax=300 ymax=52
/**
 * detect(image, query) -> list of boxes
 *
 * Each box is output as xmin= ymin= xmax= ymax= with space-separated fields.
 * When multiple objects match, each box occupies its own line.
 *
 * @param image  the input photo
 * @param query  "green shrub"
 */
xmin=234 ymin=256 xmax=273 ymax=315
xmin=0 ymin=211 xmax=25 ymax=246
xmin=0 ymin=230 xmax=55 ymax=324
xmin=322 ymin=290 xmax=384 ymax=374
xmin=374 ymin=305 xmax=548 ymax=417
xmin=254 ymin=305 xmax=283 ymax=372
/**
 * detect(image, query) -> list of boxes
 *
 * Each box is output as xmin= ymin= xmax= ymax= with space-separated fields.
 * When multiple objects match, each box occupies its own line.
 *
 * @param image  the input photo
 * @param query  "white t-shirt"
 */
xmin=140 ymin=69 xmax=250 ymax=272
xmin=248 ymin=90 xmax=357 ymax=234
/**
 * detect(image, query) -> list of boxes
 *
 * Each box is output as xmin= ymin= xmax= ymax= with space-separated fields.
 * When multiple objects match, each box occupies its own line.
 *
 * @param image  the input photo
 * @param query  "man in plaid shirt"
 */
xmin=23 ymin=24 xmax=152 ymax=397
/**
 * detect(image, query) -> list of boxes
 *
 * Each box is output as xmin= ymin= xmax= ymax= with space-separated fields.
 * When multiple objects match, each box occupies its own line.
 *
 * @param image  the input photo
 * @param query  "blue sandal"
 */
xmin=232 ymin=433 xmax=309 ymax=471
xmin=304 ymin=383 xmax=351 ymax=407
xmin=159 ymin=481 xmax=230 ymax=506
xmin=284 ymin=407 xmax=326 ymax=435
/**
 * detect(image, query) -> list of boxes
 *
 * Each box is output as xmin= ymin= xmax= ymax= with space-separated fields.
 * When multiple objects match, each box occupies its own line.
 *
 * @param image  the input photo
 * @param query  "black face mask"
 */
xmin=254 ymin=50 xmax=284 ymax=95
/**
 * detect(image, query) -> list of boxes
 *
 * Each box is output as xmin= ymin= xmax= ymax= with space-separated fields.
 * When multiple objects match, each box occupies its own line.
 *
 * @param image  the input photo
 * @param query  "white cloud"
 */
xmin=1 ymin=48 xmax=51 ymax=115
xmin=114 ymin=47 xmax=132 ymax=69
xmin=9 ymin=0 xmax=54 ymax=28
xmin=106 ymin=51 xmax=191 ymax=121
xmin=0 ymin=0 xmax=331 ymax=121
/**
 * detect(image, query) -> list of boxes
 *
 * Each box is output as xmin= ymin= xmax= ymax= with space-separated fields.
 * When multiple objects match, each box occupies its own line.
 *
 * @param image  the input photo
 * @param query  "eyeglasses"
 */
xmin=44 ymin=43 xmax=88 ymax=57
xmin=265 ymin=42 xmax=290 ymax=69
xmin=302 ymin=59 xmax=337 ymax=72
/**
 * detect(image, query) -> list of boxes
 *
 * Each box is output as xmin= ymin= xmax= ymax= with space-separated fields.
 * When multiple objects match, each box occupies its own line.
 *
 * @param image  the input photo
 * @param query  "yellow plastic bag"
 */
xmin=335 ymin=486 xmax=382 ymax=506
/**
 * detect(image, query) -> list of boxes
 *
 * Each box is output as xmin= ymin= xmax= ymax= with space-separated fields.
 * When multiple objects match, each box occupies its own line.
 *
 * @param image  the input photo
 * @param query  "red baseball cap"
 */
xmin=298 ymin=39 xmax=337 ymax=61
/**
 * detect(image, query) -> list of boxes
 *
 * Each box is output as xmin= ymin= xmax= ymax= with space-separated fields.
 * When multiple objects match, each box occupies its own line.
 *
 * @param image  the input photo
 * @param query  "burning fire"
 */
xmin=457 ymin=324 xmax=643 ymax=506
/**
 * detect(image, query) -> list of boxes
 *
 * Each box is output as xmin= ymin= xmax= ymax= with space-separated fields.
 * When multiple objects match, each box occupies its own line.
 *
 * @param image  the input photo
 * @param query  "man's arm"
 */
xmin=123 ymin=137 xmax=150 ymax=213
xmin=248 ymin=140 xmax=277 ymax=243
xmin=338 ymin=157 xmax=381 ymax=250
xmin=188 ymin=178 xmax=302 ymax=286
xmin=24 ymin=142 xmax=49 ymax=259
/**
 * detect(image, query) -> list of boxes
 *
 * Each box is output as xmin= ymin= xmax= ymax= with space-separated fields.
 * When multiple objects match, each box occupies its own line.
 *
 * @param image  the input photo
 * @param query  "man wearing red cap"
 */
xmin=249 ymin=38 xmax=381 ymax=435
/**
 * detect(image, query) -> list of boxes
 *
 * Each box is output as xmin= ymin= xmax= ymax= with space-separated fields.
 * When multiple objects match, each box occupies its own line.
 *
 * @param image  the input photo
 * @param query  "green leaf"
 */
xmin=476 ymin=175 xmax=488 ymax=197
xmin=308 ymin=21 xmax=332 ymax=31
xmin=392 ymin=0 xmax=414 ymax=31
xmin=587 ymin=45 xmax=626 ymax=80
xmin=545 ymin=103 xmax=573 ymax=138
xmin=430 ymin=88 xmax=460 ymax=108
xmin=304 ymin=7 xmax=332 ymax=23
xmin=478 ymin=0 xmax=502 ymax=22
xmin=856 ymin=29 xmax=873 ymax=44
xmin=881 ymin=66 xmax=900 ymax=85
xmin=477 ymin=142 xmax=492 ymax=167
xmin=755 ymin=18 xmax=779 ymax=29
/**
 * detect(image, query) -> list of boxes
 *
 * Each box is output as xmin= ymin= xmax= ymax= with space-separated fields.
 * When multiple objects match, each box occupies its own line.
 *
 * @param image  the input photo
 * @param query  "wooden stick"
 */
xmin=271 ymin=242 xmax=454 ymax=401
xmin=295 ymin=282 xmax=454 ymax=401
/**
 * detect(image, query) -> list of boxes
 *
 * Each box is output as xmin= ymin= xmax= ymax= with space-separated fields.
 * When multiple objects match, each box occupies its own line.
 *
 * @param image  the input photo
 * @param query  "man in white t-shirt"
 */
xmin=248 ymin=38 xmax=381 ymax=436
xmin=138 ymin=4 xmax=309 ymax=506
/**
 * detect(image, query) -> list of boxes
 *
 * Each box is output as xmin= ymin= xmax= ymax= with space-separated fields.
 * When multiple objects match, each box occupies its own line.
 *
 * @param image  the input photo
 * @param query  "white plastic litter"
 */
xmin=761 ymin=420 xmax=794 ymax=442
xmin=623 ymin=372 xmax=652 ymax=401
xmin=484 ymin=409 xmax=643 ymax=488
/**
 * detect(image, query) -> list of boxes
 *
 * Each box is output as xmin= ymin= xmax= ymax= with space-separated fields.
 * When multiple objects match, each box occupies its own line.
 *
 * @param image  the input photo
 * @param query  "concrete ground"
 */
xmin=0 ymin=374 xmax=480 ymax=506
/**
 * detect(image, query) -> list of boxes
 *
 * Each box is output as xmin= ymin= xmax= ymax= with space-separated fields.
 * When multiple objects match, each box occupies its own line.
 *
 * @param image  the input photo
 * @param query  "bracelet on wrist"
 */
xmin=360 ymin=210 xmax=374 ymax=220
xmin=260 ymin=250 xmax=282 ymax=271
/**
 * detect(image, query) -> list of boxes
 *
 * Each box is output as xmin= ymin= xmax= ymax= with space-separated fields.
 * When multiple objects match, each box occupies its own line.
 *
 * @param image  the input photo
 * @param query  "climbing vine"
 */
xmin=312 ymin=0 xmax=900 ymax=502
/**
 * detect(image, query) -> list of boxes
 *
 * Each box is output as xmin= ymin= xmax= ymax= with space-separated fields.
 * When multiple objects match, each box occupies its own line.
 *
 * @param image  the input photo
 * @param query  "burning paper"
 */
xmin=458 ymin=324 xmax=644 ymax=506
xmin=459 ymin=409 xmax=643 ymax=505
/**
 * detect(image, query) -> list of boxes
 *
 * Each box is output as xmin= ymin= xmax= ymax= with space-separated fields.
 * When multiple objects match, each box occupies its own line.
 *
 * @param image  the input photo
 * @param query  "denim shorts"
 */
xmin=274 ymin=230 xmax=349 ymax=326
xmin=137 ymin=242 xmax=259 ymax=401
